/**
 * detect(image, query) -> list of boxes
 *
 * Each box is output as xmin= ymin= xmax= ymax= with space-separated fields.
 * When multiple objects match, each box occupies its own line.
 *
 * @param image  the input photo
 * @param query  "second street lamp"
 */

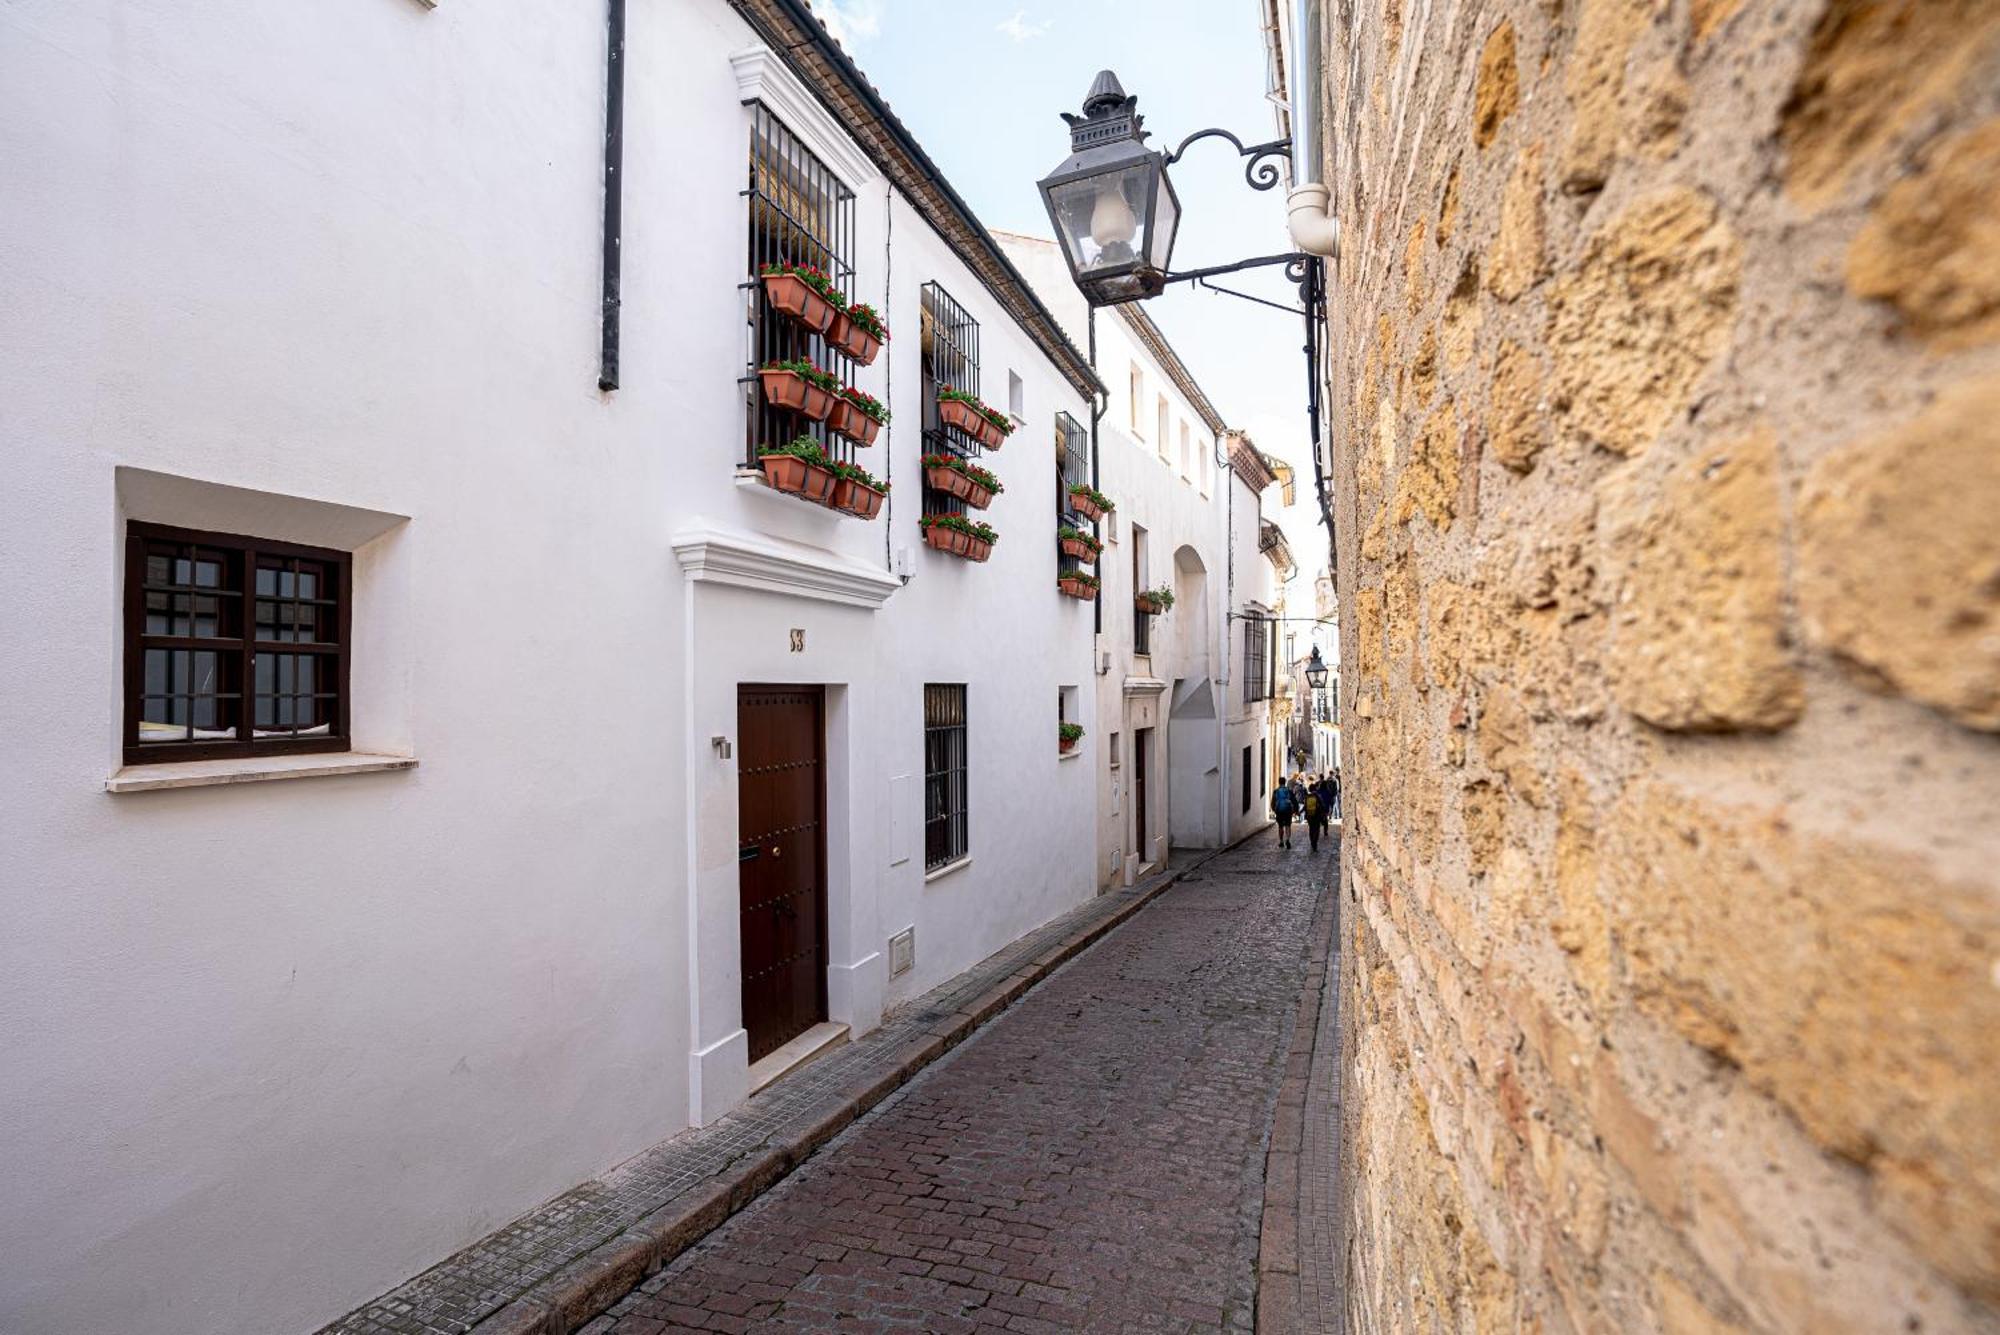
xmin=1305 ymin=645 xmax=1330 ymax=691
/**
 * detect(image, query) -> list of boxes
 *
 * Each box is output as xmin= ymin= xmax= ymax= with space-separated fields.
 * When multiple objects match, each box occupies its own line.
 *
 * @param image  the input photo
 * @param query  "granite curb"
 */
xmin=431 ymin=836 xmax=1265 ymax=1335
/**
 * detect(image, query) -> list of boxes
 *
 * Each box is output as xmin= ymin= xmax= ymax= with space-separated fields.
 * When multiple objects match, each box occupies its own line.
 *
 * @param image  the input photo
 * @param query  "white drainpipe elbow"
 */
xmin=1287 ymin=183 xmax=1338 ymax=258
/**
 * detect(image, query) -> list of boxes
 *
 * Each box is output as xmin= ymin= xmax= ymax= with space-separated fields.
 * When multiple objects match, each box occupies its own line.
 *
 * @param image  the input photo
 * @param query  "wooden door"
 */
xmin=736 ymin=685 xmax=828 ymax=1064
xmin=1134 ymin=727 xmax=1151 ymax=863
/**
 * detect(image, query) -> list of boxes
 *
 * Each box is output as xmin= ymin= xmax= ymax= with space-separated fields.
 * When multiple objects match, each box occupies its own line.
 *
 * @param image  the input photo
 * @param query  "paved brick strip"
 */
xmin=586 ymin=829 xmax=1327 ymax=1333
xmin=319 ymin=849 xmax=1231 ymax=1335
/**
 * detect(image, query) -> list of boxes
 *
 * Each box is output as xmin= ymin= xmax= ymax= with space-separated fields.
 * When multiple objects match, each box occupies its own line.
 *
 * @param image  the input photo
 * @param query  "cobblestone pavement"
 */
xmin=590 ymin=829 xmax=1334 ymax=1334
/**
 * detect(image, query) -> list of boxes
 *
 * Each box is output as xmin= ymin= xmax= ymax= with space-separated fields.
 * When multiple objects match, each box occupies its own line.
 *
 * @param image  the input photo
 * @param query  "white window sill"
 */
xmin=924 ymin=855 xmax=973 ymax=884
xmin=1058 ymin=749 xmax=1082 ymax=761
xmin=106 ymin=752 xmax=418 ymax=794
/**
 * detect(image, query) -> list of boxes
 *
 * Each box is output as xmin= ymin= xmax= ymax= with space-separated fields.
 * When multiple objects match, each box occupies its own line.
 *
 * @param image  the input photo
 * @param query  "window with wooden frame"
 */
xmin=1244 ymin=614 xmax=1272 ymax=703
xmin=924 ymin=683 xmax=969 ymax=869
xmin=123 ymin=523 xmax=350 ymax=764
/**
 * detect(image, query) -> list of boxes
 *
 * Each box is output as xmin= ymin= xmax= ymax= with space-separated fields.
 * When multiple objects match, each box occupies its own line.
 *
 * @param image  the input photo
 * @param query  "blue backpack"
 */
xmin=1273 ymin=786 xmax=1295 ymax=818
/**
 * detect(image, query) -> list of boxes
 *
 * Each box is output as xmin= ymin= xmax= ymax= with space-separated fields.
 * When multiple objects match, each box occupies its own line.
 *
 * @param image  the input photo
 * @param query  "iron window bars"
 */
xmin=920 ymin=281 xmax=984 ymax=521
xmin=924 ymin=683 xmax=969 ymax=869
xmin=1055 ymin=409 xmax=1092 ymax=579
xmin=743 ymin=103 xmax=859 ymax=471
xmin=122 ymin=522 xmax=351 ymax=764
xmin=1245 ymin=614 xmax=1273 ymax=703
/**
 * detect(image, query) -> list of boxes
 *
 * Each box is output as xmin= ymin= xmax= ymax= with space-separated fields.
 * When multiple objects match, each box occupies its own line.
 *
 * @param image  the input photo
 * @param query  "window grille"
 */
xmin=124 ymin=522 xmax=351 ymax=764
xmin=743 ymin=104 xmax=858 ymax=469
xmin=920 ymin=282 xmax=984 ymax=520
xmin=1245 ymin=615 xmax=1272 ymax=703
xmin=924 ymin=684 xmax=969 ymax=869
xmin=1055 ymin=409 xmax=1092 ymax=578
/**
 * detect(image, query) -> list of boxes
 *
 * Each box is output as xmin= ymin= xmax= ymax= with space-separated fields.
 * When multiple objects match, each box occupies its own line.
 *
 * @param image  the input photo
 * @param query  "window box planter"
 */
xmin=1058 ymin=722 xmax=1084 ymax=754
xmin=937 ymin=390 xmax=1014 ymax=450
xmin=827 ymin=303 xmax=888 ymax=367
xmin=828 ymin=387 xmax=889 ymax=447
xmin=1135 ymin=586 xmax=1175 ymax=615
xmin=760 ymin=265 xmax=841 ymax=336
xmin=759 ymin=362 xmax=838 ymax=423
xmin=921 ymin=514 xmax=997 ymax=563
xmin=923 ymin=455 xmax=1002 ymax=511
xmin=1058 ymin=526 xmax=1102 ymax=564
xmin=937 ymin=395 xmax=988 ymax=440
xmin=1067 ymin=484 xmax=1113 ymax=523
xmin=1058 ymin=572 xmax=1100 ymax=601
xmin=831 ymin=476 xmax=887 ymax=520
xmin=758 ymin=441 xmax=838 ymax=505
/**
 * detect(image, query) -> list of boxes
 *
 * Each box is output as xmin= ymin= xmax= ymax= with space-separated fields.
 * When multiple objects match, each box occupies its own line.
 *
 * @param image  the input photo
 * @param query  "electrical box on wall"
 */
xmin=889 ymin=927 xmax=915 ymax=977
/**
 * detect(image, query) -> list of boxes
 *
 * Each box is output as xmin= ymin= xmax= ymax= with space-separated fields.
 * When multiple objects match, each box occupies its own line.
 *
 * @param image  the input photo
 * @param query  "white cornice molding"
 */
xmin=730 ymin=46 xmax=881 ymax=194
xmin=673 ymin=522 xmax=900 ymax=610
xmin=1122 ymin=676 xmax=1169 ymax=697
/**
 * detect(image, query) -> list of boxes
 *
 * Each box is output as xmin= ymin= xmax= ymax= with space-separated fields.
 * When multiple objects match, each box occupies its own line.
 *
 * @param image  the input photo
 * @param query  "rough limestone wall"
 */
xmin=1324 ymin=0 xmax=2000 ymax=1330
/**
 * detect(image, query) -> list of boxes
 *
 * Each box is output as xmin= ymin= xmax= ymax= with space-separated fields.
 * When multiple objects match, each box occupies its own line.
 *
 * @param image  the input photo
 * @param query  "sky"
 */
xmin=810 ymin=0 xmax=1330 ymax=581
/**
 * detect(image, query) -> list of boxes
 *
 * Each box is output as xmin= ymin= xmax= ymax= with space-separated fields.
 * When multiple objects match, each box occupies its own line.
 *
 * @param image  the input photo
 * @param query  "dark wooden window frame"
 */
xmin=123 ymin=521 xmax=352 ymax=765
xmin=924 ymin=683 xmax=969 ymax=870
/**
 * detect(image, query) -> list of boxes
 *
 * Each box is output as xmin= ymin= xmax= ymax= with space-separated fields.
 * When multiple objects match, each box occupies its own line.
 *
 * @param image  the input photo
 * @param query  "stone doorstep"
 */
xmin=370 ymin=835 xmax=1269 ymax=1335
xmin=746 ymin=1021 xmax=850 ymax=1097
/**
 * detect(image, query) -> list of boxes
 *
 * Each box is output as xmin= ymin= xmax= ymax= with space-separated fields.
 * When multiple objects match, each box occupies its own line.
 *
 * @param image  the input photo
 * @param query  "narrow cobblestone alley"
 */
xmin=590 ymin=831 xmax=1337 ymax=1334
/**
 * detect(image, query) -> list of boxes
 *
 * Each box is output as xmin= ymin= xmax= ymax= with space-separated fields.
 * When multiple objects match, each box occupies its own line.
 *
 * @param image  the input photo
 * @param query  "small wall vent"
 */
xmin=889 ymin=926 xmax=916 ymax=977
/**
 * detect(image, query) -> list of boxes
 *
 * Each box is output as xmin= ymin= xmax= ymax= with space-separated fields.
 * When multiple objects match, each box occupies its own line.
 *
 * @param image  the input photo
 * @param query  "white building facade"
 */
xmin=0 ymin=4 xmax=1107 ymax=1332
xmin=997 ymin=233 xmax=1282 ymax=885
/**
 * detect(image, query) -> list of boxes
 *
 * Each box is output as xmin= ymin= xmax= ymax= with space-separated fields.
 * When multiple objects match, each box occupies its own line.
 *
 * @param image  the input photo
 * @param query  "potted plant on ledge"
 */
xmin=1067 ymin=483 xmax=1114 ymax=523
xmin=937 ymin=387 xmax=1013 ymax=448
xmin=1135 ymin=584 xmax=1176 ymax=615
xmin=828 ymin=302 xmax=889 ymax=366
xmin=830 ymin=460 xmax=889 ymax=520
xmin=760 ymin=262 xmax=844 ymax=336
xmin=829 ymin=386 xmax=890 ymax=446
xmin=1057 ymin=525 xmax=1103 ymax=563
xmin=1059 ymin=722 xmax=1084 ymax=755
xmin=757 ymin=437 xmax=838 ymax=505
xmin=923 ymin=454 xmax=1004 ymax=510
xmin=919 ymin=512 xmax=999 ymax=562
xmin=1057 ymin=570 xmax=1100 ymax=601
xmin=759 ymin=359 xmax=840 ymax=422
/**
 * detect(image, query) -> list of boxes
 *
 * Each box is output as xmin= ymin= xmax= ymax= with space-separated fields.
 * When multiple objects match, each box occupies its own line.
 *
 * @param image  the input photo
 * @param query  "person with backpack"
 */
xmin=1271 ymin=776 xmax=1296 ymax=848
xmin=1303 ymin=778 xmax=1327 ymax=852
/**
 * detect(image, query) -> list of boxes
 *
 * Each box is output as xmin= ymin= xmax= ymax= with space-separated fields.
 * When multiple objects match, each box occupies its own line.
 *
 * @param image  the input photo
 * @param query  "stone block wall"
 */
xmin=1321 ymin=0 xmax=2000 ymax=1329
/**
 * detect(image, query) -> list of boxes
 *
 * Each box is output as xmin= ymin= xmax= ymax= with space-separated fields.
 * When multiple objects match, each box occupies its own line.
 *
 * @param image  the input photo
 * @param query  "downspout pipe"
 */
xmin=598 ymin=0 xmax=626 ymax=390
xmin=1285 ymin=0 xmax=1338 ymax=259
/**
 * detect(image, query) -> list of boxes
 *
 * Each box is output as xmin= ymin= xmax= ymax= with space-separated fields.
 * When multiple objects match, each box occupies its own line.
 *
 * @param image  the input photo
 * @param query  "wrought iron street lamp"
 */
xmin=1305 ymin=645 xmax=1330 ymax=691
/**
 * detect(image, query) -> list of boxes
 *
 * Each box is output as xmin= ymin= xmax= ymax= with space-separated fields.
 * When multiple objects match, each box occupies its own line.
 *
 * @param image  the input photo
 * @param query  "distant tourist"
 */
xmin=1303 ymin=777 xmax=1328 ymax=852
xmin=1271 ymin=777 xmax=1297 ymax=848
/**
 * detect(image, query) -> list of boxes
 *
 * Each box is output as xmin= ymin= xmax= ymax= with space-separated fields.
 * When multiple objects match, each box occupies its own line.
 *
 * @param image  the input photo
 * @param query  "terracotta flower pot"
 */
xmin=1059 ymin=536 xmax=1099 ymax=564
xmin=977 ymin=416 xmax=1009 ymax=450
xmin=827 ymin=397 xmax=882 ymax=447
xmin=1058 ymin=575 xmax=1098 ymax=601
xmin=760 ymin=454 xmax=838 ymax=505
xmin=1135 ymin=592 xmax=1168 ymax=614
xmin=938 ymin=397 xmax=986 ymax=440
xmin=761 ymin=272 xmax=837 ymax=335
xmin=923 ymin=523 xmax=968 ymax=557
xmin=964 ymin=535 xmax=994 ymax=563
xmin=1069 ymin=492 xmax=1105 ymax=523
xmin=759 ymin=368 xmax=834 ymax=422
xmin=832 ymin=477 xmax=886 ymax=520
xmin=829 ymin=312 xmax=883 ymax=366
xmin=924 ymin=464 xmax=995 ymax=511
xmin=1059 ymin=735 xmax=1077 ymax=754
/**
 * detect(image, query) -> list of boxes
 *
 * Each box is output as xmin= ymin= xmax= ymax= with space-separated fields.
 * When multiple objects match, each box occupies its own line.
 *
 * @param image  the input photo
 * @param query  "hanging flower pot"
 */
xmin=1058 ymin=722 xmax=1084 ymax=754
xmin=1067 ymin=483 xmax=1113 ymax=523
xmin=829 ymin=461 xmax=889 ymax=520
xmin=1058 ymin=526 xmax=1102 ymax=564
xmin=1134 ymin=585 xmax=1176 ymax=615
xmin=979 ymin=410 xmax=1016 ymax=451
xmin=922 ymin=455 xmax=1002 ymax=511
xmin=759 ymin=361 xmax=838 ymax=423
xmin=938 ymin=395 xmax=987 ymax=439
xmin=832 ymin=303 xmax=888 ymax=366
xmin=760 ymin=264 xmax=841 ymax=336
xmin=1058 ymin=572 xmax=1100 ymax=601
xmin=828 ymin=387 xmax=890 ymax=447
xmin=758 ymin=438 xmax=838 ymax=505
xmin=920 ymin=513 xmax=998 ymax=563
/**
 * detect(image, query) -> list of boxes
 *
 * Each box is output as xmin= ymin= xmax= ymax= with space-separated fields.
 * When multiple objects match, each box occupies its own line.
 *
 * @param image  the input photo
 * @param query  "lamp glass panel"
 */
xmin=1146 ymin=174 xmax=1179 ymax=270
xmin=1049 ymin=163 xmax=1157 ymax=276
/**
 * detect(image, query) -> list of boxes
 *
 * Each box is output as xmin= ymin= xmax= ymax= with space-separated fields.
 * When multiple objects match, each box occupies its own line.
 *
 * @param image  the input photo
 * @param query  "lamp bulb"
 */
xmin=1089 ymin=182 xmax=1138 ymax=249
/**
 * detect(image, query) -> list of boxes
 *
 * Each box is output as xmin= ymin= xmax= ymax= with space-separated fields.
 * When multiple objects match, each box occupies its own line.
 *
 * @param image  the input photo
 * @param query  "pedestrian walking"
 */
xmin=1328 ymin=770 xmax=1342 ymax=821
xmin=1271 ymin=777 xmax=1296 ymax=848
xmin=1303 ymin=778 xmax=1327 ymax=852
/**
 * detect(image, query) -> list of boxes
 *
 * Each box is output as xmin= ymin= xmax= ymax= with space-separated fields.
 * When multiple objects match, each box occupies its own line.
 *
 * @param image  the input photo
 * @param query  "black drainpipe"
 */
xmin=1089 ymin=307 xmax=1105 ymax=637
xmin=597 ymin=0 xmax=626 ymax=391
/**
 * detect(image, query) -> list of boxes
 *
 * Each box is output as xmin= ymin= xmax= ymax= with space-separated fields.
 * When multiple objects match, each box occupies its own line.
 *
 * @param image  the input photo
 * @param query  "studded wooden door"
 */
xmin=736 ymin=685 xmax=828 ymax=1064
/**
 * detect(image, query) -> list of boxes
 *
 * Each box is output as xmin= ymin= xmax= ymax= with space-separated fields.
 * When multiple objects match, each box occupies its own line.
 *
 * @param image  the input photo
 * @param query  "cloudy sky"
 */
xmin=810 ymin=0 xmax=1331 ymax=579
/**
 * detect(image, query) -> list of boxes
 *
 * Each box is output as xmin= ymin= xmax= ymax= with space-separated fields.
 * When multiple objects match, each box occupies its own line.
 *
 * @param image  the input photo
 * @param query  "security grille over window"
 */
xmin=743 ymin=103 xmax=858 ymax=469
xmin=1244 ymin=614 xmax=1273 ymax=703
xmin=920 ymin=281 xmax=984 ymax=520
xmin=123 ymin=523 xmax=351 ymax=764
xmin=924 ymin=684 xmax=969 ymax=869
xmin=1055 ymin=409 xmax=1092 ymax=576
